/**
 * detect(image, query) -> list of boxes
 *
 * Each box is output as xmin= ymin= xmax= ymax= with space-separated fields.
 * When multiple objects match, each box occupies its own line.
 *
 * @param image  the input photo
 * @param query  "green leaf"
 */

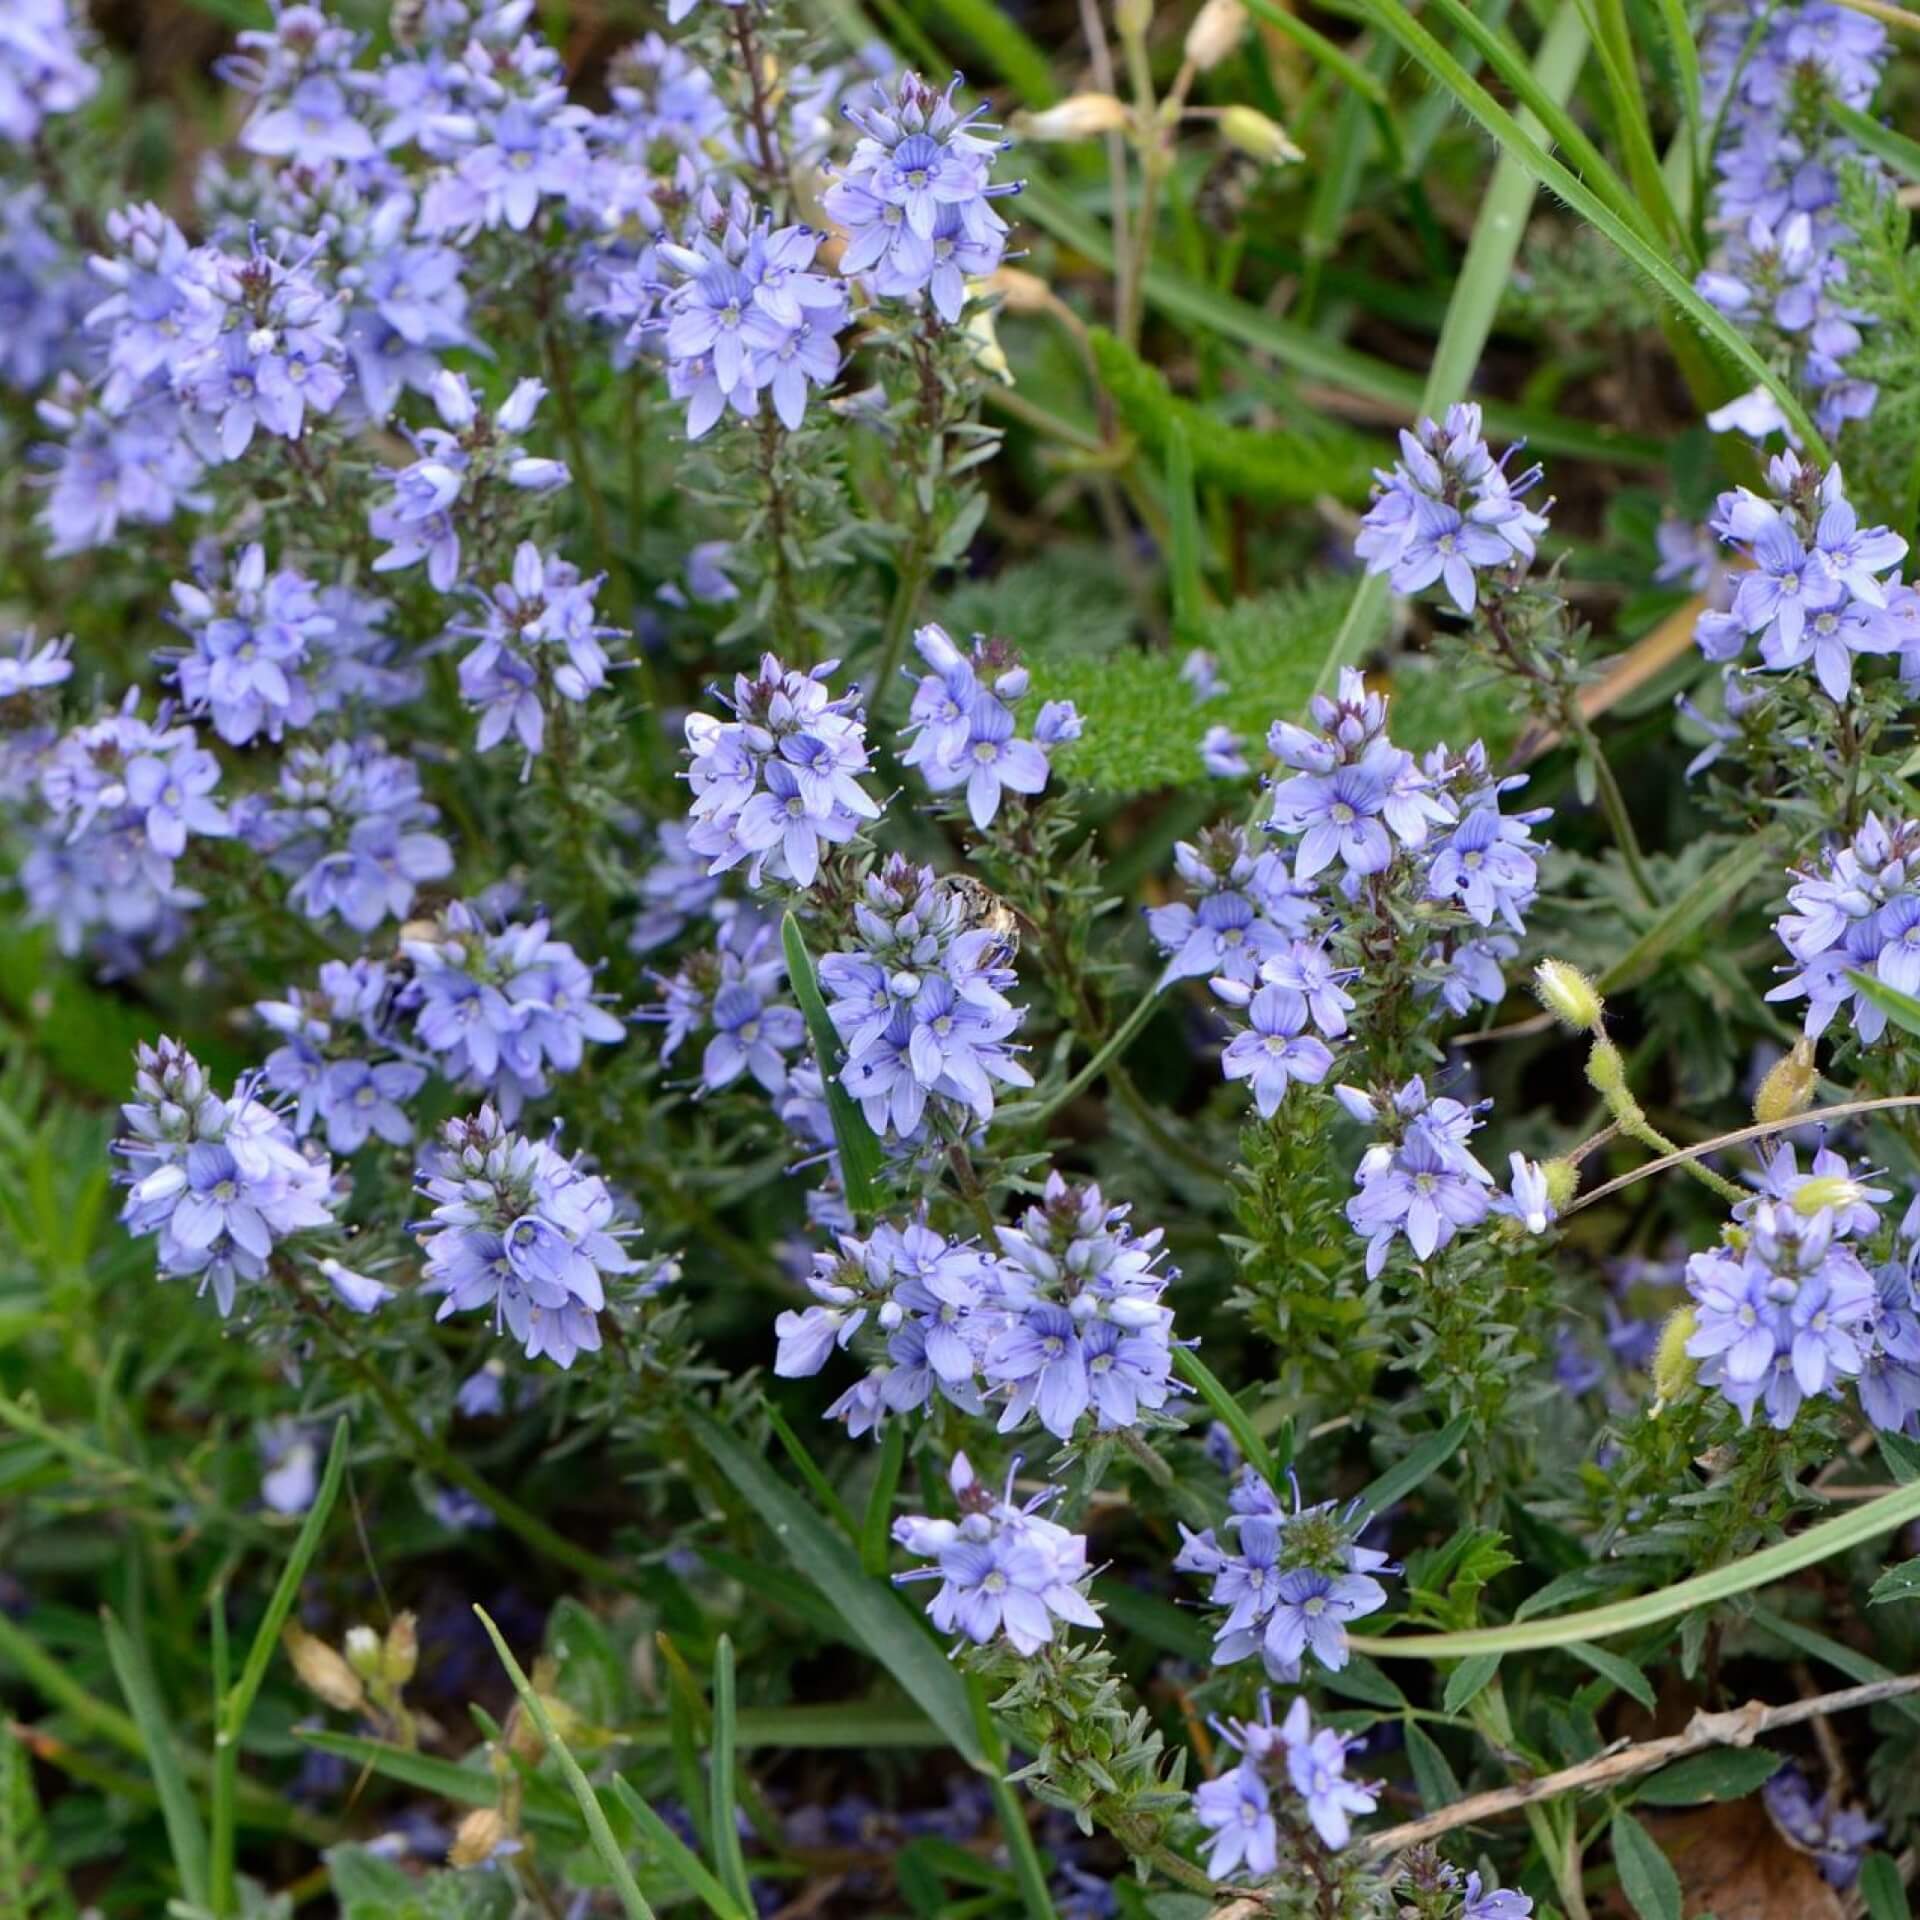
xmin=1611 ymin=1810 xmax=1683 ymax=1920
xmin=686 ymin=1409 xmax=986 ymax=1769
xmin=780 ymin=914 xmax=884 ymax=1216
xmin=914 ymin=0 xmax=1055 ymax=104
xmin=609 ymin=1778 xmax=748 ymax=1920
xmin=1171 ymin=1349 xmax=1276 ymax=1488
xmin=1600 ymin=838 xmax=1778 ymax=994
xmin=1748 ymin=1607 xmax=1920 ymax=1730
xmin=1088 ymin=327 xmax=1381 ymax=506
xmin=102 ymin=1606 xmax=211 ymax=1906
xmin=1870 ymin=1557 xmax=1920 ymax=1606
xmin=294 ymin=1731 xmax=498 ymax=1807
xmin=1354 ymin=1413 xmax=1472 ymax=1521
xmin=474 ymin=1606 xmax=656 ymax=1920
xmin=1880 ymin=1430 xmax=1920 ymax=1485
xmin=1635 ymin=1747 xmax=1782 ymax=1806
xmin=708 ymin=1638 xmax=753 ymax=1916
xmin=1441 ymin=1652 xmax=1501 ymax=1715
xmin=1317 ymin=1655 xmax=1407 ymax=1712
xmin=1849 ymin=969 xmax=1920 ymax=1040
xmin=0 ymin=1720 xmax=76 ymax=1919
xmin=1566 ymin=1641 xmax=1657 ymax=1712
xmin=1403 ymin=1722 xmax=1461 ymax=1810
xmin=1165 ymin=420 xmax=1204 ymax=642
xmin=326 ymin=1846 xmax=416 ymax=1914
xmin=1831 ymin=102 xmax=1920 ymax=186
xmin=547 ymin=1597 xmax=631 ymax=1728
xmin=1358 ymin=0 xmax=1827 ymax=456
xmin=1860 ymin=1852 xmax=1912 ymax=1920
xmin=860 ymin=1419 xmax=907 ymax=1579
xmin=1350 ymin=1476 xmax=1920 ymax=1660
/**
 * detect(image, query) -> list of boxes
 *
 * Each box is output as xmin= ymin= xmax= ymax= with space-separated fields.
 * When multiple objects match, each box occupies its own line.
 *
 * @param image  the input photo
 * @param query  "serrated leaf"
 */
xmin=1612 ymin=1810 xmax=1682 ymax=1920
xmin=1635 ymin=1747 xmax=1781 ymax=1806
xmin=1869 ymin=1556 xmax=1920 ymax=1606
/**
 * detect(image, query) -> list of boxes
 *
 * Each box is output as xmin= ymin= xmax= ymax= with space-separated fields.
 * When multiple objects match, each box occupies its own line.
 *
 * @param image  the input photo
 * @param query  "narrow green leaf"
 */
xmin=1354 ymin=1413 xmax=1472 ymax=1520
xmin=1635 ymin=1747 xmax=1781 ymax=1806
xmin=610 ymin=1777 xmax=749 ymax=1920
xmin=1869 ymin=1556 xmax=1920 ymax=1606
xmin=1317 ymin=1655 xmax=1407 ymax=1711
xmin=1359 ymin=0 xmax=1828 ymax=456
xmin=1352 ymin=1477 xmax=1920 ymax=1659
xmin=1600 ymin=838 xmax=1778 ymax=993
xmin=1441 ymin=1652 xmax=1501 ymax=1715
xmin=1165 ymin=420 xmax=1205 ymax=643
xmin=1849 ymin=969 xmax=1920 ymax=1040
xmin=1171 ymin=1349 xmax=1276 ymax=1487
xmin=915 ymin=0 xmax=1055 ymax=105
xmin=686 ymin=1409 xmax=986 ymax=1769
xmin=474 ymin=1606 xmax=656 ymax=1919
xmin=1860 ymin=1851 xmax=1912 ymax=1920
xmin=1566 ymin=1640 xmax=1657 ymax=1711
xmin=781 ymin=913 xmax=884 ymax=1216
xmin=708 ymin=1639 xmax=753 ymax=1915
xmin=295 ymin=1730 xmax=495 ymax=1804
xmin=1831 ymin=102 xmax=1920 ymax=185
xmin=967 ymin=1673 xmax=1059 ymax=1920
xmin=102 ymin=1607 xmax=211 ymax=1907
xmin=1611 ymin=1810 xmax=1683 ymax=1920
xmin=860 ymin=1420 xmax=907 ymax=1579
xmin=1748 ymin=1605 xmax=1920 ymax=1730
xmin=1403 ymin=1721 xmax=1461 ymax=1809
xmin=1880 ymin=1430 xmax=1920 ymax=1485
xmin=761 ymin=1400 xmax=859 ymax=1539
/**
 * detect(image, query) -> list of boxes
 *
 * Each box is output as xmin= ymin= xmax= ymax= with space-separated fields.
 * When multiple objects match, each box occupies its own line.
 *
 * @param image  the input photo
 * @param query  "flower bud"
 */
xmin=1754 ymin=1036 xmax=1817 ymax=1126
xmin=1542 ymin=1159 xmax=1579 ymax=1212
xmin=1534 ymin=959 xmax=1604 ymax=1033
xmin=283 ymin=1625 xmax=366 ymax=1714
xmin=1116 ymin=0 xmax=1154 ymax=38
xmin=450 ymin=1806 xmax=517 ymax=1869
xmin=1015 ymin=92 xmax=1131 ymax=140
xmin=1219 ymin=105 xmax=1303 ymax=165
xmin=1585 ymin=1038 xmax=1628 ymax=1098
xmin=1651 ymin=1307 xmax=1698 ymax=1408
xmin=344 ymin=1625 xmax=383 ymax=1681
xmin=1184 ymin=0 xmax=1248 ymax=70
xmin=384 ymin=1610 xmax=419 ymax=1686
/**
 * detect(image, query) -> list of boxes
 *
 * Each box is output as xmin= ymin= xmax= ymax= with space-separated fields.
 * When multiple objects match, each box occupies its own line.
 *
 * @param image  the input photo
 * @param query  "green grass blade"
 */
xmin=781 ymin=912 xmax=885 ymax=1217
xmin=1848 ymin=970 xmax=1920 ymax=1038
xmin=762 ymin=1399 xmax=860 ymax=1539
xmin=1585 ymin=0 xmax=1693 ymax=258
xmin=1359 ymin=0 xmax=1828 ymax=456
xmin=211 ymin=1413 xmax=349 ymax=1916
xmin=1350 ymin=1475 xmax=1920 ymax=1659
xmin=708 ymin=1638 xmax=754 ymax=1916
xmin=1353 ymin=1412 xmax=1471 ymax=1519
xmin=1172 ymin=1348 xmax=1276 ymax=1487
xmin=475 ymin=1606 xmax=657 ymax=1919
xmin=1310 ymin=1 xmax=1593 ymax=701
xmin=967 ymin=1675 xmax=1058 ymax=1920
xmin=915 ymin=0 xmax=1056 ymax=105
xmin=101 ymin=1607 xmax=210 ymax=1907
xmin=1165 ymin=420 xmax=1205 ymax=640
xmin=687 ymin=1408 xmax=986 ymax=1769
xmin=1831 ymin=101 xmax=1920 ymax=183
xmin=611 ymin=1778 xmax=750 ymax=1920
xmin=860 ymin=1418 xmax=907 ymax=1578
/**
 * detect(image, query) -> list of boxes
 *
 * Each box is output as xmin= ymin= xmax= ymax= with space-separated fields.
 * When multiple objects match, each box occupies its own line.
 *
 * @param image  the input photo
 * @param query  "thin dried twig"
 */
xmin=1203 ymin=1675 xmax=1920 ymax=1918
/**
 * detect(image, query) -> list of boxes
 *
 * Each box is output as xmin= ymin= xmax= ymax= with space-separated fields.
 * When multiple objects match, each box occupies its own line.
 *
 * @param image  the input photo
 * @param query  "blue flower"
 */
xmin=1219 ymin=985 xmax=1335 ymax=1118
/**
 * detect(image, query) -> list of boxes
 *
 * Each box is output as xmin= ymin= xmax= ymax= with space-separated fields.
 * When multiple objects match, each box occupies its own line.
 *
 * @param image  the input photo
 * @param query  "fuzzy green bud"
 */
xmin=1754 ymin=1036 xmax=1817 ymax=1126
xmin=1534 ymin=958 xmax=1604 ymax=1032
xmin=384 ymin=1610 xmax=418 ymax=1687
xmin=1218 ymin=105 xmax=1303 ymax=164
xmin=344 ymin=1625 xmax=383 ymax=1681
xmin=1651 ymin=1307 xmax=1697 ymax=1408
xmin=1542 ymin=1158 xmax=1579 ymax=1212
xmin=1585 ymin=1037 xmax=1628 ymax=1097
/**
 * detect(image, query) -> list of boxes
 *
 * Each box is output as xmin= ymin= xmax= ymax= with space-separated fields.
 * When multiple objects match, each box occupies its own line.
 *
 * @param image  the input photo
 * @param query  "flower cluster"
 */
xmin=655 ymin=195 xmax=851 ymax=436
xmin=682 ymin=653 xmax=880 ymax=887
xmin=414 ymin=1104 xmax=639 ymax=1368
xmin=1694 ymin=455 xmax=1908 ymax=700
xmin=1696 ymin=0 xmax=1890 ymax=438
xmin=1344 ymin=1077 xmax=1496 ymax=1278
xmin=255 ymin=958 xmax=423 ymax=1157
xmin=823 ymin=71 xmax=1019 ymax=321
xmin=817 ymin=855 xmax=1031 ymax=1143
xmin=244 ymin=739 xmax=452 ymax=933
xmin=115 ymin=1038 xmax=335 ymax=1316
xmin=776 ymin=1176 xmax=1177 ymax=1442
xmin=1 ymin=0 xmax=98 ymax=145
xmin=1144 ymin=825 xmax=1316 ymax=993
xmin=651 ymin=914 xmax=805 ymax=1096
xmin=1192 ymin=1694 xmax=1378 ymax=1879
xmin=25 ymin=700 xmax=230 ymax=960
xmin=893 ymin=1451 xmax=1101 ymax=1655
xmin=1354 ymin=403 xmax=1547 ymax=613
xmin=164 ymin=543 xmax=335 ymax=746
xmin=1684 ymin=1159 xmax=1920 ymax=1430
xmin=399 ymin=904 xmax=625 ymax=1120
xmin=453 ymin=542 xmax=621 ymax=764
xmin=1174 ymin=1470 xmax=1393 ymax=1679
xmin=1770 ymin=812 xmax=1920 ymax=1040
xmin=368 ymin=373 xmax=570 ymax=592
xmin=899 ymin=624 xmax=1078 ymax=830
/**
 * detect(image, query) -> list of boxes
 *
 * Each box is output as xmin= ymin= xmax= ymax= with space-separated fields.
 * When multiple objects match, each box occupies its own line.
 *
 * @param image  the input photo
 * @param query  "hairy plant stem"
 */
xmin=757 ymin=412 xmax=808 ymax=660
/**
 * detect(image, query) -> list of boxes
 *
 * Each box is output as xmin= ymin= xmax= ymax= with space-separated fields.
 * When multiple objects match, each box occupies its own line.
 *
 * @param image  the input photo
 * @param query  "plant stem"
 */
xmin=1565 ymin=700 xmax=1659 ymax=909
